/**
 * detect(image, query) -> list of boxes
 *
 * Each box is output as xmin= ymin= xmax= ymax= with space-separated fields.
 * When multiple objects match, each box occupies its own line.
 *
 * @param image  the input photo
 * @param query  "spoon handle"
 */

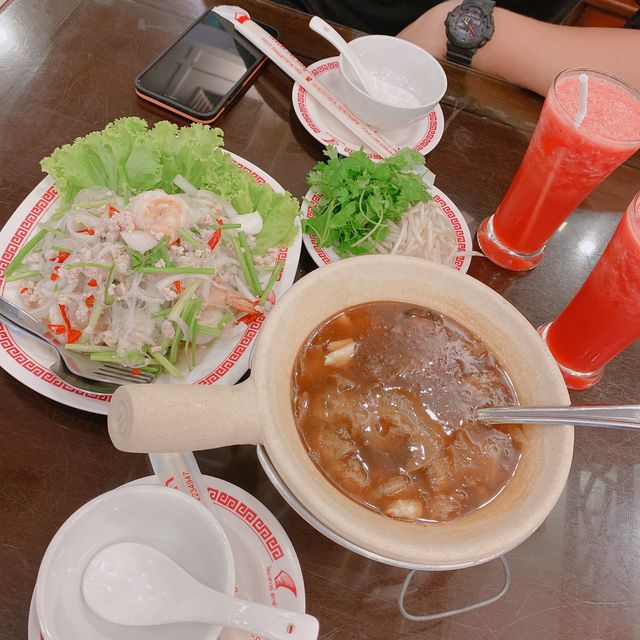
xmin=217 ymin=596 xmax=319 ymax=640
xmin=476 ymin=405 xmax=640 ymax=430
xmin=308 ymin=17 xmax=373 ymax=92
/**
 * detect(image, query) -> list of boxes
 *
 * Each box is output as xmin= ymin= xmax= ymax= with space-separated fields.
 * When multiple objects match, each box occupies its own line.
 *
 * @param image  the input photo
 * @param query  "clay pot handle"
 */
xmin=108 ymin=379 xmax=262 ymax=453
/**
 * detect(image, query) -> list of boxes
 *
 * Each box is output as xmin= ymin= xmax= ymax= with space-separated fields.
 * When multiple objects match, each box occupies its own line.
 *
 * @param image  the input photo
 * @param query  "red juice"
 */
xmin=483 ymin=69 xmax=640 ymax=266
xmin=543 ymin=192 xmax=640 ymax=389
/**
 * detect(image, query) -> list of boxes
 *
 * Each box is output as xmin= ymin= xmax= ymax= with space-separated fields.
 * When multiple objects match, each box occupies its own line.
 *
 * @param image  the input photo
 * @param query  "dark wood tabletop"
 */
xmin=1 ymin=1 xmax=639 ymax=638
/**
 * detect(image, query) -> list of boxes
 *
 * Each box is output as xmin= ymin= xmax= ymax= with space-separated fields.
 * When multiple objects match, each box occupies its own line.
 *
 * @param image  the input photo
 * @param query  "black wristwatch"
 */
xmin=445 ymin=0 xmax=495 ymax=67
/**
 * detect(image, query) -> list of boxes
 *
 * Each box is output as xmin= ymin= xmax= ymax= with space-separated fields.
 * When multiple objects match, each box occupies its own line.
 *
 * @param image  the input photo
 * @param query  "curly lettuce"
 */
xmin=40 ymin=118 xmax=298 ymax=254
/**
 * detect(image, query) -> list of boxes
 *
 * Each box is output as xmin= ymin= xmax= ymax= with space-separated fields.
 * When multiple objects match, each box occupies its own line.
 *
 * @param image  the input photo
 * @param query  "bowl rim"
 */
xmin=35 ymin=484 xmax=234 ymax=640
xmin=340 ymin=35 xmax=448 ymax=111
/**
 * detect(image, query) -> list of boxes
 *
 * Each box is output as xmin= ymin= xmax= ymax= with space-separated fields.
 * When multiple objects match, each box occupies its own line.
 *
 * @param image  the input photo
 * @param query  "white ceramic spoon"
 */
xmin=309 ymin=16 xmax=420 ymax=107
xmin=82 ymin=542 xmax=319 ymax=640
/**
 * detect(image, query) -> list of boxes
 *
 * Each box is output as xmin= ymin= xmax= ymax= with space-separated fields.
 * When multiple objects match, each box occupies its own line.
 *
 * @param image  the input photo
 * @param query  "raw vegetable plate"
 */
xmin=300 ymin=148 xmax=472 ymax=273
xmin=0 ymin=119 xmax=302 ymax=414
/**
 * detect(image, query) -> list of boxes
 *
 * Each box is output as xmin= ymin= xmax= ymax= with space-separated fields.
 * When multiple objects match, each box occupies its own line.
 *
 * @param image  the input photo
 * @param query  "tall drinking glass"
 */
xmin=538 ymin=191 xmax=640 ymax=390
xmin=477 ymin=68 xmax=640 ymax=270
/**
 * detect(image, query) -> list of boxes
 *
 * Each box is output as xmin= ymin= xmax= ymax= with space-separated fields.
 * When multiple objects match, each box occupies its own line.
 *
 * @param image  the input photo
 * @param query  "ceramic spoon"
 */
xmin=309 ymin=16 xmax=420 ymax=107
xmin=82 ymin=542 xmax=319 ymax=640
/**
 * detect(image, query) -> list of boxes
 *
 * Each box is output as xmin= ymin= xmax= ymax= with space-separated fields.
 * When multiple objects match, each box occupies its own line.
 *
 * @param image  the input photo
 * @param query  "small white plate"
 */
xmin=292 ymin=57 xmax=444 ymax=159
xmin=301 ymin=186 xmax=473 ymax=273
xmin=28 ymin=474 xmax=306 ymax=640
xmin=0 ymin=155 xmax=302 ymax=415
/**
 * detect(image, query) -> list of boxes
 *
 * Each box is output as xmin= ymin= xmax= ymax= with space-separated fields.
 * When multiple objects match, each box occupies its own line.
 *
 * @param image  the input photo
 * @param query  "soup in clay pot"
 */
xmin=292 ymin=301 xmax=522 ymax=522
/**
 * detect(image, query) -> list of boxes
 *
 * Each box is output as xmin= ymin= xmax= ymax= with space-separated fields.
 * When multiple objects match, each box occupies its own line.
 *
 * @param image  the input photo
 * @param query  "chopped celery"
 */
xmin=150 ymin=351 xmax=183 ymax=378
xmin=151 ymin=308 xmax=171 ymax=318
xmin=196 ymin=309 xmax=234 ymax=337
xmin=4 ymin=228 xmax=47 ymax=278
xmin=103 ymin=263 xmax=116 ymax=305
xmin=237 ymin=232 xmax=260 ymax=296
xmin=230 ymin=236 xmax=256 ymax=297
xmin=183 ymin=298 xmax=202 ymax=370
xmin=167 ymin=280 xmax=201 ymax=323
xmin=5 ymin=270 xmax=40 ymax=282
xmin=125 ymin=248 xmax=144 ymax=269
xmin=138 ymin=365 xmax=161 ymax=374
xmin=195 ymin=324 xmax=222 ymax=337
xmin=168 ymin=323 xmax=183 ymax=364
xmin=89 ymin=349 xmax=145 ymax=364
xmin=258 ymin=260 xmax=284 ymax=306
xmin=64 ymin=344 xmax=114 ymax=353
xmin=88 ymin=352 xmax=118 ymax=361
xmin=135 ymin=267 xmax=214 ymax=275
xmin=64 ymin=261 xmax=112 ymax=270
xmin=79 ymin=298 xmax=104 ymax=344
xmin=177 ymin=229 xmax=204 ymax=250
xmin=38 ymin=225 xmax=65 ymax=238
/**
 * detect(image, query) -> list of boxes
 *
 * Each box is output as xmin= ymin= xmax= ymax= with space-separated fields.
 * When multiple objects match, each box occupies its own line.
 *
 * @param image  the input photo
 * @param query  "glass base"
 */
xmin=538 ymin=322 xmax=605 ymax=390
xmin=477 ymin=216 xmax=545 ymax=271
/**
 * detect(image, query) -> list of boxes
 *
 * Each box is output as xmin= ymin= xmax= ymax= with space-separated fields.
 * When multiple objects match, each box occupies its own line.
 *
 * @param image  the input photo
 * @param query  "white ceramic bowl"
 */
xmin=339 ymin=35 xmax=447 ymax=131
xmin=35 ymin=484 xmax=234 ymax=640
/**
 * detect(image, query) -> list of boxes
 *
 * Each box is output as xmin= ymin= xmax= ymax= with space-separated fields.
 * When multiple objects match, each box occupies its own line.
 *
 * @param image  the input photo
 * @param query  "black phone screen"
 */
xmin=136 ymin=11 xmax=273 ymax=118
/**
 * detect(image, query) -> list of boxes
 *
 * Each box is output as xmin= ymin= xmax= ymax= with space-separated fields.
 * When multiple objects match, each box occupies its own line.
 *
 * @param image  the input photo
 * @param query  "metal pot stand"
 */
xmin=256 ymin=445 xmax=511 ymax=622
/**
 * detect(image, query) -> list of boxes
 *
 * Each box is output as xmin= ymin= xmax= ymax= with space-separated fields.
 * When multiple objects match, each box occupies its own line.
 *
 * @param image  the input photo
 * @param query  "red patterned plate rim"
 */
xmin=301 ymin=185 xmax=473 ymax=273
xmin=0 ymin=155 xmax=302 ymax=415
xmin=292 ymin=56 xmax=444 ymax=160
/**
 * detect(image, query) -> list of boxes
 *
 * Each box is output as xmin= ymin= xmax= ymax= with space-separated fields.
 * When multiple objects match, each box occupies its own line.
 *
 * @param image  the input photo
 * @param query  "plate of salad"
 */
xmin=301 ymin=147 xmax=473 ymax=273
xmin=0 ymin=118 xmax=302 ymax=414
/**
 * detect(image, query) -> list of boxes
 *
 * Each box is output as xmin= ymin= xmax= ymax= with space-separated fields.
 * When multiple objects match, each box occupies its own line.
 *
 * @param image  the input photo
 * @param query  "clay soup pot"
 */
xmin=108 ymin=255 xmax=574 ymax=569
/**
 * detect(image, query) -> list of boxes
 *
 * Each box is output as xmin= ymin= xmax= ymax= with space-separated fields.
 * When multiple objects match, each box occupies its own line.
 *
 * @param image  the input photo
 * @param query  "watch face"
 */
xmin=448 ymin=7 xmax=488 ymax=49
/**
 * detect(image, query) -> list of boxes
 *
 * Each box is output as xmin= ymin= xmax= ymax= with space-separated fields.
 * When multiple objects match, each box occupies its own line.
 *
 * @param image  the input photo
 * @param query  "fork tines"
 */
xmin=96 ymin=364 xmax=156 ymax=384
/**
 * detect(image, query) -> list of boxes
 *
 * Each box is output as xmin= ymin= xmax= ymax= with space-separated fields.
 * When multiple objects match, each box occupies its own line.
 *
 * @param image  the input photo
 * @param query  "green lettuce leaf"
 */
xmin=39 ymin=118 xmax=297 ymax=254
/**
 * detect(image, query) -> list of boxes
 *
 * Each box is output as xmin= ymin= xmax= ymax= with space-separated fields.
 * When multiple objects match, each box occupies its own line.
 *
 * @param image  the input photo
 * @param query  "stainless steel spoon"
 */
xmin=476 ymin=405 xmax=640 ymax=430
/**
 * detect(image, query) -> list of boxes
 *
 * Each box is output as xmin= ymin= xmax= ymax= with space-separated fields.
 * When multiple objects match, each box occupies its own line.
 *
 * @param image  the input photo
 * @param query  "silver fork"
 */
xmin=0 ymin=297 xmax=157 ymax=387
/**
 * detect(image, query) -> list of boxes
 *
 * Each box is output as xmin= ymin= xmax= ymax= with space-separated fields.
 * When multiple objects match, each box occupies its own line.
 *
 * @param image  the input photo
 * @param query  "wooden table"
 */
xmin=1 ymin=1 xmax=639 ymax=638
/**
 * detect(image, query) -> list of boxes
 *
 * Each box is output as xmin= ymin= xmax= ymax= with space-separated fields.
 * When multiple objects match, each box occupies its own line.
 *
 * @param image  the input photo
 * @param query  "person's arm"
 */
xmin=398 ymin=1 xmax=640 ymax=96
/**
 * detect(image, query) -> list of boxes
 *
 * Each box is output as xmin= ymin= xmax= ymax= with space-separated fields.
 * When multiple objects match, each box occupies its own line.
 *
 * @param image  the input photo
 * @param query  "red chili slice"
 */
xmin=107 ymin=205 xmax=119 ymax=218
xmin=77 ymin=227 xmax=95 ymax=236
xmin=59 ymin=304 xmax=72 ymax=331
xmin=66 ymin=329 xmax=82 ymax=344
xmin=207 ymin=229 xmax=222 ymax=251
xmin=130 ymin=369 xmax=141 ymax=376
xmin=235 ymin=312 xmax=264 ymax=325
xmin=46 ymin=324 xmax=66 ymax=335
xmin=85 ymin=295 xmax=95 ymax=308
xmin=19 ymin=287 xmax=29 ymax=294
xmin=172 ymin=280 xmax=182 ymax=293
xmin=49 ymin=251 xmax=70 ymax=264
xmin=87 ymin=279 xmax=98 ymax=287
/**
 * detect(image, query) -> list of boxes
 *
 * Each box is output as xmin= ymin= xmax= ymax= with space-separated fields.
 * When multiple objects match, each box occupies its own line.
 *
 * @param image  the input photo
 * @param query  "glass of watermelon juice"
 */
xmin=539 ymin=191 xmax=640 ymax=390
xmin=477 ymin=69 xmax=640 ymax=271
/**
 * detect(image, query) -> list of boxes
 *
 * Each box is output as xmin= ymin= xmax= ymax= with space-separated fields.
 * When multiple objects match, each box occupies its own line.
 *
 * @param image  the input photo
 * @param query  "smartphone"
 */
xmin=135 ymin=10 xmax=278 ymax=124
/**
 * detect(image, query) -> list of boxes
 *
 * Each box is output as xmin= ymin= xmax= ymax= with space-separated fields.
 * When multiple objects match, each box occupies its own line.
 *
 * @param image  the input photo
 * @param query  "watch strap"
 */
xmin=446 ymin=43 xmax=475 ymax=66
xmin=462 ymin=0 xmax=495 ymax=8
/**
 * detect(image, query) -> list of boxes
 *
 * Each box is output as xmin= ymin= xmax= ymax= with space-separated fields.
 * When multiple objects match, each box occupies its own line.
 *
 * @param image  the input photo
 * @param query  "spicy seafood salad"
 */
xmin=4 ymin=118 xmax=299 ymax=378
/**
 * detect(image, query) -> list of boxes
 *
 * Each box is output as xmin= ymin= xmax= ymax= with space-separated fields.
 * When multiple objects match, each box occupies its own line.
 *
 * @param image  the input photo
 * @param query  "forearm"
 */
xmin=398 ymin=2 xmax=640 ymax=96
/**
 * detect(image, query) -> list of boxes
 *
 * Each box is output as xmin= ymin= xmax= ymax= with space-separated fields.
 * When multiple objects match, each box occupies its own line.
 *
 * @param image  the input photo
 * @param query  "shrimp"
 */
xmin=128 ymin=190 xmax=186 ymax=241
xmin=195 ymin=285 xmax=257 ymax=345
xmin=207 ymin=285 xmax=256 ymax=313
